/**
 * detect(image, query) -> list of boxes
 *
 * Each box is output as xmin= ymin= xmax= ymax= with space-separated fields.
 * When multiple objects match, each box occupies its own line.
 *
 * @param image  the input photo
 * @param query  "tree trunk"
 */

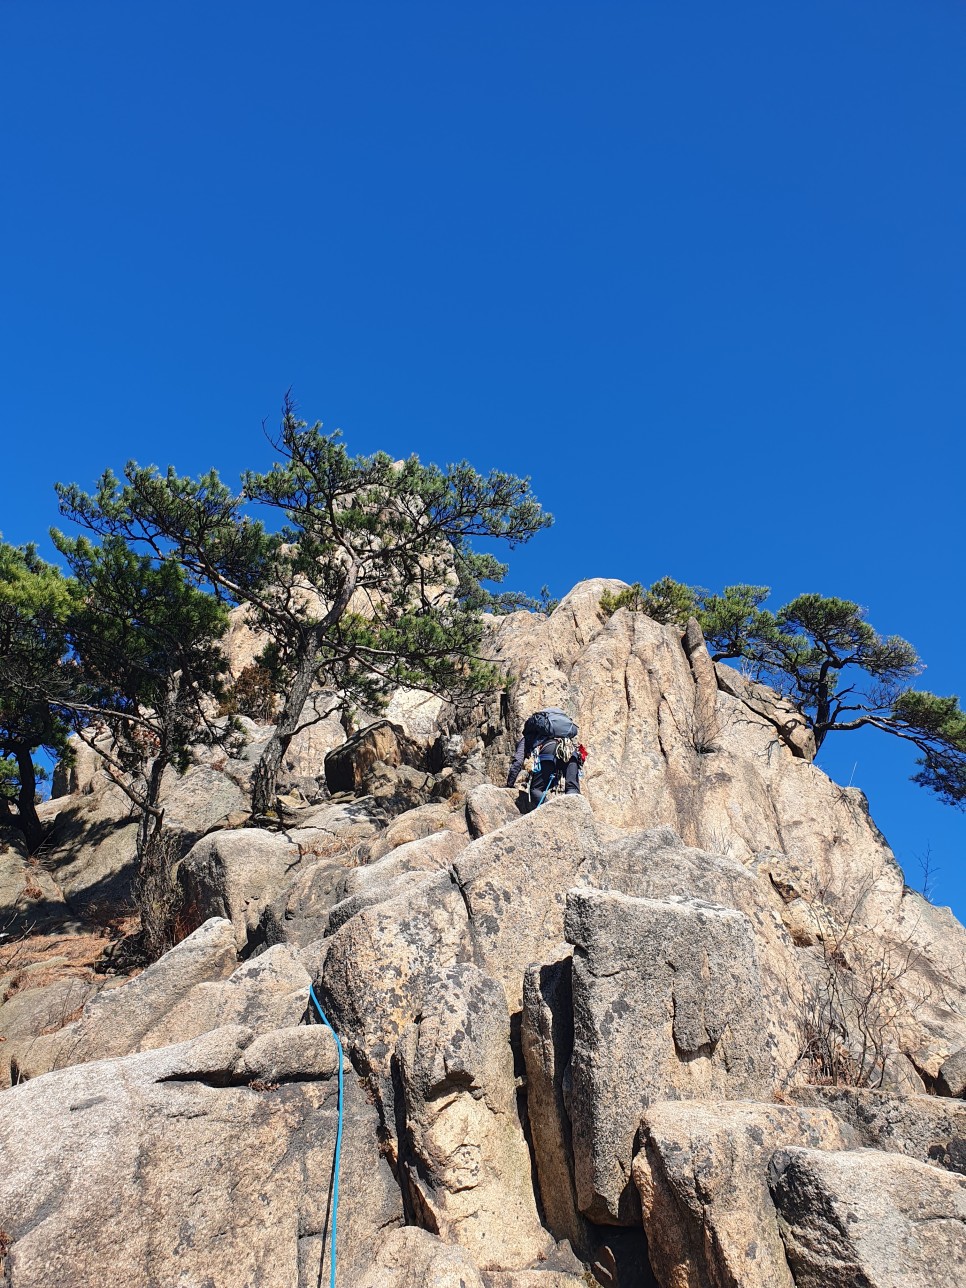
xmin=251 ymin=637 xmax=319 ymax=816
xmin=11 ymin=744 xmax=44 ymax=854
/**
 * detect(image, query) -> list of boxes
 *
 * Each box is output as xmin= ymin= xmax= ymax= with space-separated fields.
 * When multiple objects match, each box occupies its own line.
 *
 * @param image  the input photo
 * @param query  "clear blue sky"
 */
xmin=2 ymin=2 xmax=964 ymax=916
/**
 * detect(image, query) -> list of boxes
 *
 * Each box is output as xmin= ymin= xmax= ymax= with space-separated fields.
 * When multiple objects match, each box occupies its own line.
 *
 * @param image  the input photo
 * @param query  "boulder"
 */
xmin=565 ymin=887 xmax=779 ymax=1223
xmin=361 ymin=797 xmax=466 ymax=862
xmin=396 ymin=963 xmax=552 ymax=1269
xmin=257 ymin=799 xmax=388 ymax=947
xmin=309 ymin=868 xmax=473 ymax=1134
xmin=36 ymin=784 xmax=140 ymax=920
xmin=452 ymin=794 xmax=611 ymax=1011
xmin=0 ymin=1026 xmax=402 ymax=1288
xmin=383 ymin=685 xmax=446 ymax=742
xmin=0 ymin=832 xmax=68 ymax=932
xmin=356 ymin=1227 xmax=485 ymax=1288
xmin=366 ymin=760 xmax=436 ymax=814
xmin=9 ymin=933 xmax=312 ymax=1084
xmin=0 ymin=971 xmax=104 ymax=1084
xmin=6 ymin=917 xmax=238 ymax=1080
xmin=149 ymin=942 xmax=311 ymax=1048
xmin=585 ymin=826 xmax=803 ymax=1077
xmin=176 ymin=827 xmax=305 ymax=950
xmin=465 ymin=782 xmax=525 ymax=838
xmin=939 ymin=1046 xmax=966 ymax=1099
xmin=323 ymin=720 xmax=423 ymax=794
xmin=342 ymin=827 xmax=468 ymax=897
xmin=769 ymin=1145 xmax=966 ymax=1287
xmin=161 ymin=764 xmax=247 ymax=839
xmin=791 ymin=1084 xmax=966 ymax=1176
xmin=632 ymin=1100 xmax=853 ymax=1288
xmin=49 ymin=728 xmax=114 ymax=797
xmin=235 ymin=1023 xmax=339 ymax=1082
xmin=261 ymin=855 xmax=355 ymax=948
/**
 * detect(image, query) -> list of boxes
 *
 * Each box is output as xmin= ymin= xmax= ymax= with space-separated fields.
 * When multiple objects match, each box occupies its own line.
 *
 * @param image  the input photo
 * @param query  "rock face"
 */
xmin=477 ymin=582 xmax=966 ymax=1073
xmin=396 ymin=963 xmax=552 ymax=1268
xmin=4 ymin=919 xmax=315 ymax=1085
xmin=769 ymin=1145 xmax=966 ymax=1287
xmin=633 ymin=1100 xmax=854 ymax=1288
xmin=6 ymin=579 xmax=966 ymax=1288
xmin=0 ymin=1026 xmax=402 ymax=1288
xmin=566 ymin=888 xmax=779 ymax=1223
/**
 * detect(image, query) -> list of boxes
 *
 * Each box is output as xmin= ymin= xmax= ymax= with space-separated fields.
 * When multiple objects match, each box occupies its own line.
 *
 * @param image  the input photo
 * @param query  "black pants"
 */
xmin=528 ymin=756 xmax=580 ymax=808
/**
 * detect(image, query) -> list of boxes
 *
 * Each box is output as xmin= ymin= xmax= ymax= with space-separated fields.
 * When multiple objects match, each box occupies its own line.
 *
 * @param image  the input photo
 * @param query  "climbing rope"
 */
xmin=535 ymin=770 xmax=557 ymax=807
xmin=309 ymin=984 xmax=345 ymax=1288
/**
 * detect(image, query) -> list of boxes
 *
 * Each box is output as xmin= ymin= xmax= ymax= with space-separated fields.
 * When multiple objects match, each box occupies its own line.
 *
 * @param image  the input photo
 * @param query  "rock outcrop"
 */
xmin=4 ymin=580 xmax=966 ymax=1288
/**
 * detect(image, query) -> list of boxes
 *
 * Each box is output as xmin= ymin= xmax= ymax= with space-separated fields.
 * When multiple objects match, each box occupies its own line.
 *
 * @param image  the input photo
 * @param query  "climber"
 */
xmin=506 ymin=707 xmax=587 ymax=808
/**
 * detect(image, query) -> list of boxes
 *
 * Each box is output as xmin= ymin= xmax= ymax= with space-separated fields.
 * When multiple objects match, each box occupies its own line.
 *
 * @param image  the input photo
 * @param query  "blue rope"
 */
xmin=309 ymin=984 xmax=345 ymax=1288
xmin=535 ymin=770 xmax=557 ymax=807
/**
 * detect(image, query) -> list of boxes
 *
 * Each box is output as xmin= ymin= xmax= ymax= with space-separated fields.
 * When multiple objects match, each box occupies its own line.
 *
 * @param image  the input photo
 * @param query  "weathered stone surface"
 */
xmin=150 ymin=942 xmax=311 ymax=1048
xmin=324 ymin=720 xmax=422 ymax=793
xmin=714 ymin=662 xmax=817 ymax=760
xmin=792 ymin=1084 xmax=966 ymax=1176
xmin=50 ymin=728 xmax=115 ymax=797
xmin=769 ymin=1145 xmax=966 ymax=1287
xmin=309 ymin=868 xmax=473 ymax=1130
xmin=293 ymin=795 xmax=387 ymax=845
xmin=584 ymin=826 xmax=803 ymax=1077
xmin=343 ymin=827 xmax=467 ymax=897
xmin=10 ymin=576 xmax=966 ymax=1286
xmin=0 ymin=970 xmax=107 ymax=1086
xmin=475 ymin=581 xmax=966 ymax=1072
xmin=482 ymin=1274 xmax=589 ymax=1287
xmin=383 ymin=685 xmax=445 ymax=742
xmin=397 ymin=963 xmax=552 ymax=1269
xmin=366 ymin=760 xmax=436 ymax=814
xmin=362 ymin=797 xmax=466 ymax=862
xmin=0 ymin=1027 xmax=402 ymax=1288
xmin=939 ymin=1046 xmax=966 ymax=1099
xmin=521 ymin=949 xmax=591 ymax=1256
xmin=262 ymin=855 xmax=355 ymax=948
xmin=453 ymin=794 xmax=612 ymax=1011
xmin=177 ymin=827 xmax=305 ymax=949
xmin=465 ymin=782 xmax=524 ymax=838
xmin=682 ymin=616 xmax=721 ymax=753
xmin=235 ymin=1023 xmax=338 ymax=1081
xmin=327 ymin=867 xmax=448 ymax=935
xmin=282 ymin=690 xmax=346 ymax=779
xmin=161 ymin=763 xmax=247 ymax=838
xmin=0 ymin=833 xmax=67 ymax=930
xmin=6 ymin=917 xmax=238 ymax=1080
xmin=632 ymin=1100 xmax=853 ymax=1288
xmin=565 ymin=887 xmax=779 ymax=1223
xmin=256 ymin=800 xmax=387 ymax=947
xmin=36 ymin=784 xmax=139 ymax=919
xmin=356 ymin=1227 xmax=485 ymax=1288
xmin=223 ymin=601 xmax=268 ymax=677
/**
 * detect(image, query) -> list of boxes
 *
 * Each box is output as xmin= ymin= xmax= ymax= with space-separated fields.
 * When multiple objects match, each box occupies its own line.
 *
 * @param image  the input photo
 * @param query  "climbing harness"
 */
xmin=309 ymin=984 xmax=345 ymax=1288
xmin=532 ymin=738 xmax=588 ymax=806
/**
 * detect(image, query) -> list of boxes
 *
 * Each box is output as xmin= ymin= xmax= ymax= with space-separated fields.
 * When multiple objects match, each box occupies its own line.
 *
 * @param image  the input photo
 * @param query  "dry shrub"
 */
xmin=220 ymin=663 xmax=277 ymax=722
xmin=794 ymin=865 xmax=928 ymax=1089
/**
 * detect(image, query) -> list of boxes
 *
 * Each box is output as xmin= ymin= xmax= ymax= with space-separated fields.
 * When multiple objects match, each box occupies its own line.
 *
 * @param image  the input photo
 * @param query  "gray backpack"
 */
xmin=523 ymin=708 xmax=578 ymax=742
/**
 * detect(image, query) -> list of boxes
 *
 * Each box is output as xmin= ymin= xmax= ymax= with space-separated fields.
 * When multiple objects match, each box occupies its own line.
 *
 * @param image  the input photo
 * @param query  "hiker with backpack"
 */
xmin=507 ymin=707 xmax=588 ymax=808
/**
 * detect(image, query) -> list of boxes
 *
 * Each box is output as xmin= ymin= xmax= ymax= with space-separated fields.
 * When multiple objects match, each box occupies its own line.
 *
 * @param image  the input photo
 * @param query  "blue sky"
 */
xmin=2 ymin=2 xmax=964 ymax=916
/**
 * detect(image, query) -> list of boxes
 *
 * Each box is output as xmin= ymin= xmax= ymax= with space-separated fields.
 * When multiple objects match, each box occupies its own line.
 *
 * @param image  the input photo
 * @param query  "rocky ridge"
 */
xmin=1 ymin=580 xmax=965 ymax=1287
